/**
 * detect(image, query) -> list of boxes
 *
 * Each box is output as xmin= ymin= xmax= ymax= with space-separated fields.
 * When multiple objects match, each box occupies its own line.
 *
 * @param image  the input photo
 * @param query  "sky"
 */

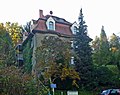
xmin=0 ymin=0 xmax=120 ymax=39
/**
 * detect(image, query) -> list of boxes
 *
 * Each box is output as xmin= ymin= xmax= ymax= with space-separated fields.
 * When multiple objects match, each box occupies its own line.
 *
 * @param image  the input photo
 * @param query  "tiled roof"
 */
xmin=33 ymin=14 xmax=73 ymax=36
xmin=45 ymin=15 xmax=71 ymax=25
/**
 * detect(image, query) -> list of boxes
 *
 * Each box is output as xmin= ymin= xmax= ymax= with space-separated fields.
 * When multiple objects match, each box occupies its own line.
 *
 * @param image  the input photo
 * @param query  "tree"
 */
xmin=5 ymin=22 xmax=22 ymax=46
xmin=99 ymin=26 xmax=110 ymax=65
xmin=22 ymin=21 xmax=31 ymax=33
xmin=73 ymin=8 xmax=93 ymax=89
xmin=92 ymin=26 xmax=110 ymax=66
xmin=0 ymin=66 xmax=40 ymax=95
xmin=92 ymin=29 xmax=120 ymax=89
xmin=109 ymin=33 xmax=120 ymax=72
xmin=35 ymin=36 xmax=80 ymax=89
xmin=92 ymin=36 xmax=100 ymax=52
xmin=0 ymin=23 xmax=15 ymax=66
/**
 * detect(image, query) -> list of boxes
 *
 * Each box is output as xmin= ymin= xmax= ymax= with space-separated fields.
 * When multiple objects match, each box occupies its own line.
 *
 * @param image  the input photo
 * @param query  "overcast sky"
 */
xmin=0 ymin=0 xmax=120 ymax=38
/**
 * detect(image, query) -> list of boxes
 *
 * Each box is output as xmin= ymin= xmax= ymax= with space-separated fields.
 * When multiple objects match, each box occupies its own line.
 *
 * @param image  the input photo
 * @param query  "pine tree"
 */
xmin=73 ymin=8 xmax=93 ymax=89
xmin=99 ymin=26 xmax=110 ymax=66
xmin=92 ymin=26 xmax=110 ymax=66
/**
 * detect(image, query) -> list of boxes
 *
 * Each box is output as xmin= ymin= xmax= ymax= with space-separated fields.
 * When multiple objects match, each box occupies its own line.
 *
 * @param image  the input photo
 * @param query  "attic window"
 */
xmin=74 ymin=26 xmax=77 ymax=34
xmin=49 ymin=21 xmax=54 ymax=30
xmin=46 ymin=17 xmax=55 ymax=31
xmin=70 ymin=22 xmax=78 ymax=35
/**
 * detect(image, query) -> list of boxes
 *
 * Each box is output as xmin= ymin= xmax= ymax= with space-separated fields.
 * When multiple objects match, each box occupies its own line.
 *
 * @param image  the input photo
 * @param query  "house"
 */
xmin=17 ymin=9 xmax=79 ymax=73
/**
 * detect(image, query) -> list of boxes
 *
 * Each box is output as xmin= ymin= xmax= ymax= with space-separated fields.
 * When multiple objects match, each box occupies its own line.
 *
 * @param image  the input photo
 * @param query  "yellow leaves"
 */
xmin=0 ymin=23 xmax=5 ymax=29
xmin=72 ymin=80 xmax=79 ymax=88
xmin=60 ymin=66 xmax=80 ymax=88
xmin=35 ymin=36 xmax=80 ymax=87
xmin=61 ymin=66 xmax=80 ymax=80
xmin=0 ymin=22 xmax=22 ymax=46
xmin=4 ymin=22 xmax=22 ymax=46
xmin=110 ymin=47 xmax=118 ymax=52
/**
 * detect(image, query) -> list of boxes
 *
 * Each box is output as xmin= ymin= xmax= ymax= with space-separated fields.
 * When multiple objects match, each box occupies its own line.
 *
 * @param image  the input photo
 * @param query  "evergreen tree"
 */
xmin=99 ymin=26 xmax=110 ymax=66
xmin=92 ymin=26 xmax=110 ymax=66
xmin=92 ymin=36 xmax=101 ymax=66
xmin=73 ymin=8 xmax=93 ymax=89
xmin=92 ymin=36 xmax=100 ymax=52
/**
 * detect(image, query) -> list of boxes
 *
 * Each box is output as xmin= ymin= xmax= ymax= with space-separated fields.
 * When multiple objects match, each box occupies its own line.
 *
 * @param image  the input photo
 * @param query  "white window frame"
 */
xmin=71 ymin=22 xmax=78 ymax=34
xmin=46 ymin=17 xmax=55 ymax=31
xmin=70 ymin=41 xmax=74 ymax=48
xmin=70 ymin=56 xmax=74 ymax=64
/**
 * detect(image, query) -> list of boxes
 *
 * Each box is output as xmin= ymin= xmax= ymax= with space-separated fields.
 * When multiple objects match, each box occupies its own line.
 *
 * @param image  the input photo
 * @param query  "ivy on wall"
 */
xmin=23 ymin=39 xmax=33 ymax=73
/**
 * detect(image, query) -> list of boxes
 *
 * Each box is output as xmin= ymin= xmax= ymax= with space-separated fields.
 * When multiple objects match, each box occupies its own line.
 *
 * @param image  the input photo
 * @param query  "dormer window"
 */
xmin=49 ymin=21 xmax=54 ymax=30
xmin=71 ymin=22 xmax=78 ymax=35
xmin=74 ymin=26 xmax=77 ymax=34
xmin=46 ymin=17 xmax=55 ymax=31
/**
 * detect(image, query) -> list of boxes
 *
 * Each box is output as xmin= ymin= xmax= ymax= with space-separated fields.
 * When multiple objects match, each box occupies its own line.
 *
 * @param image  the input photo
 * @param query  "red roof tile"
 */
xmin=35 ymin=20 xmax=47 ymax=31
xmin=34 ymin=19 xmax=72 ymax=36
xmin=56 ymin=23 xmax=72 ymax=35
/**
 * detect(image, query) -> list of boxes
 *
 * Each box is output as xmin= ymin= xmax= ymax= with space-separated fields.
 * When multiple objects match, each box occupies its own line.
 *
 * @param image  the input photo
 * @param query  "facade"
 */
xmin=18 ymin=10 xmax=79 ymax=72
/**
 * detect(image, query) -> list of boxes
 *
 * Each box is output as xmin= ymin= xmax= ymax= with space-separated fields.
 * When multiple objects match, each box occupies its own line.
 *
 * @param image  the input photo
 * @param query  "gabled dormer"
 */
xmin=71 ymin=22 xmax=79 ymax=35
xmin=46 ymin=17 xmax=55 ymax=31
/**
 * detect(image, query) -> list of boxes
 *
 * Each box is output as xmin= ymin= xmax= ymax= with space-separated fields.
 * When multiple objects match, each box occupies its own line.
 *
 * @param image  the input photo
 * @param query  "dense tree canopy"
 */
xmin=0 ymin=23 xmax=15 ymax=66
xmin=5 ymin=22 xmax=22 ymax=46
xmin=109 ymin=33 xmax=120 ymax=72
xmin=92 ymin=26 xmax=110 ymax=66
xmin=35 ymin=36 xmax=80 ymax=89
xmin=73 ymin=9 xmax=93 ymax=89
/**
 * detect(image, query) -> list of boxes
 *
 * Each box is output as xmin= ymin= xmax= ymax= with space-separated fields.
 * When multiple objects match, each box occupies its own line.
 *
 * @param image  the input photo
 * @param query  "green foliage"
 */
xmin=92 ymin=26 xmax=110 ymax=66
xmin=35 ymin=36 xmax=80 ymax=89
xmin=93 ymin=65 xmax=120 ymax=88
xmin=92 ymin=36 xmax=100 ymax=52
xmin=5 ymin=22 xmax=22 ymax=46
xmin=1 ymin=66 xmax=24 ymax=95
xmin=92 ymin=30 xmax=120 ymax=89
xmin=0 ymin=66 xmax=46 ymax=95
xmin=0 ymin=23 xmax=15 ymax=66
xmin=23 ymin=39 xmax=33 ymax=73
xmin=109 ymin=33 xmax=120 ymax=72
xmin=73 ymin=8 xmax=93 ymax=89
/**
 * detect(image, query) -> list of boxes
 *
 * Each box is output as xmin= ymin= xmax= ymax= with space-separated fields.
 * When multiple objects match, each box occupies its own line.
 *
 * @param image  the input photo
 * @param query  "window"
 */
xmin=49 ymin=21 xmax=54 ymax=30
xmin=70 ymin=57 xmax=74 ymax=64
xmin=74 ymin=26 xmax=77 ymax=34
xmin=70 ymin=22 xmax=78 ymax=34
xmin=46 ymin=17 xmax=55 ymax=31
xmin=70 ymin=41 xmax=74 ymax=48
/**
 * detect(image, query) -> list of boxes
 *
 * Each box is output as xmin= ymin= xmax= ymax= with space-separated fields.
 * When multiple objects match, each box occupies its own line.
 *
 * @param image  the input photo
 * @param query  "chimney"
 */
xmin=39 ymin=10 xmax=44 ymax=18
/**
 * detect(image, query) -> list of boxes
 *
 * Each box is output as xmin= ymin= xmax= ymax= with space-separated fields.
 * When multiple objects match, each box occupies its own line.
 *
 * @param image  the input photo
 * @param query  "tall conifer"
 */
xmin=73 ymin=9 xmax=93 ymax=88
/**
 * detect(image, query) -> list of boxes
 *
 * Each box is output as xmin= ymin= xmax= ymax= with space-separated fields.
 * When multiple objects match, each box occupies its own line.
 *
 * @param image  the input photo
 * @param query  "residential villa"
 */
xmin=16 ymin=9 xmax=79 ymax=73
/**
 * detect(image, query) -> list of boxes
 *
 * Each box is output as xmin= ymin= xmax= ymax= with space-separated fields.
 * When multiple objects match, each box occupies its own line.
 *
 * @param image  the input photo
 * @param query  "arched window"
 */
xmin=49 ymin=21 xmax=54 ymax=30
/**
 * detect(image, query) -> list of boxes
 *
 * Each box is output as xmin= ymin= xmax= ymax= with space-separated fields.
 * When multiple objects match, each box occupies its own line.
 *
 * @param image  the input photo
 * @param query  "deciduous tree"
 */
xmin=35 ymin=36 xmax=80 ymax=89
xmin=0 ymin=23 xmax=15 ymax=66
